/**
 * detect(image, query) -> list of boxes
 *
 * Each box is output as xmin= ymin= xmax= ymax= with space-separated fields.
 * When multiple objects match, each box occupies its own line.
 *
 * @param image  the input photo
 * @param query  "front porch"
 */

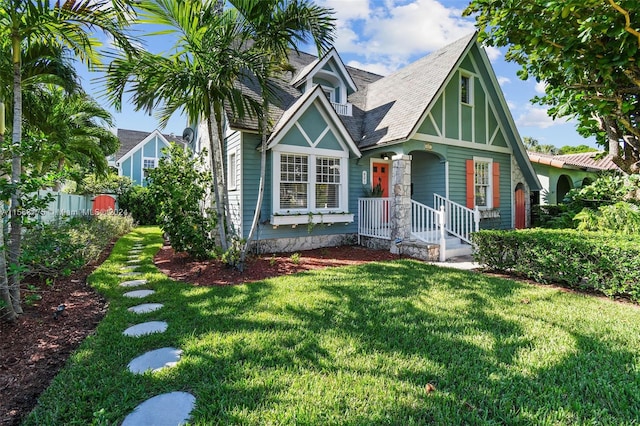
xmin=357 ymin=154 xmax=479 ymax=261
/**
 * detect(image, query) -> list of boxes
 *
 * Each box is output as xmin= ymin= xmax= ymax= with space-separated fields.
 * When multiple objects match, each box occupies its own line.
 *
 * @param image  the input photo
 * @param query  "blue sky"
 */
xmin=80 ymin=0 xmax=597 ymax=148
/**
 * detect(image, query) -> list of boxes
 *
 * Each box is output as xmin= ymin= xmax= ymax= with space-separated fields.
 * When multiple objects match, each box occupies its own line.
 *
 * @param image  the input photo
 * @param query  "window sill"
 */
xmin=271 ymin=213 xmax=354 ymax=228
xmin=479 ymin=208 xmax=500 ymax=219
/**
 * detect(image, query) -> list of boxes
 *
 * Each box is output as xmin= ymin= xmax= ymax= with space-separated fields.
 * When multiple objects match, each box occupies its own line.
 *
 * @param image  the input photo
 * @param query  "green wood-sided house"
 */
xmin=194 ymin=32 xmax=541 ymax=260
xmin=110 ymin=129 xmax=183 ymax=186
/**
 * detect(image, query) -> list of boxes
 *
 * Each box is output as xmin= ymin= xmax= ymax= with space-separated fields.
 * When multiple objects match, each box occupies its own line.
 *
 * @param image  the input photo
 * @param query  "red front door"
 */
xmin=515 ymin=186 xmax=526 ymax=229
xmin=93 ymin=194 xmax=116 ymax=214
xmin=372 ymin=162 xmax=389 ymax=197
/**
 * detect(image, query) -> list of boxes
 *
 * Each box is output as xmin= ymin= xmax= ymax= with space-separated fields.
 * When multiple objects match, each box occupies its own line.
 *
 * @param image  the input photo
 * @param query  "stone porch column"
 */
xmin=390 ymin=154 xmax=412 ymax=254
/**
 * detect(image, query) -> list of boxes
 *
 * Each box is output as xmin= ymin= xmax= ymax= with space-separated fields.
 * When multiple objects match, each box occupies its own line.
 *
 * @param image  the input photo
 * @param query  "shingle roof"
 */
xmin=359 ymin=32 xmax=476 ymax=148
xmin=115 ymin=129 xmax=184 ymax=161
xmin=225 ymin=32 xmax=476 ymax=150
xmin=528 ymin=151 xmax=622 ymax=172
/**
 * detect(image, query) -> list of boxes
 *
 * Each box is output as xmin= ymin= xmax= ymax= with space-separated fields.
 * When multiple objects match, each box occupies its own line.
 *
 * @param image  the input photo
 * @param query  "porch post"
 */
xmin=390 ymin=154 xmax=412 ymax=254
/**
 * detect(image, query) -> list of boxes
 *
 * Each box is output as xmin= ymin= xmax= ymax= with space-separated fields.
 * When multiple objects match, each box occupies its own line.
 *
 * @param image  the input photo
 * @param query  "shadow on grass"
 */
xmin=25 ymin=232 xmax=640 ymax=424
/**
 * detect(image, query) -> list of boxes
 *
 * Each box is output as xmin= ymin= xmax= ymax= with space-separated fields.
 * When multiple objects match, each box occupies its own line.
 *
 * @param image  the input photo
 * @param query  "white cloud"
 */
xmin=484 ymin=45 xmax=501 ymax=62
xmin=497 ymin=76 xmax=511 ymax=85
xmin=505 ymin=99 xmax=516 ymax=110
xmin=535 ymin=80 xmax=547 ymax=95
xmin=346 ymin=60 xmax=396 ymax=76
xmin=516 ymin=106 xmax=559 ymax=129
xmin=318 ymin=0 xmax=475 ymax=72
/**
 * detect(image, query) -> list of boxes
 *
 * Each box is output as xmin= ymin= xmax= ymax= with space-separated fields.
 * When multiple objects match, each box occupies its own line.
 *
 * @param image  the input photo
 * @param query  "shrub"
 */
xmin=118 ymin=185 xmax=158 ymax=225
xmin=574 ymin=202 xmax=640 ymax=233
xmin=147 ymin=144 xmax=216 ymax=260
xmin=472 ymin=229 xmax=640 ymax=302
xmin=20 ymin=212 xmax=135 ymax=279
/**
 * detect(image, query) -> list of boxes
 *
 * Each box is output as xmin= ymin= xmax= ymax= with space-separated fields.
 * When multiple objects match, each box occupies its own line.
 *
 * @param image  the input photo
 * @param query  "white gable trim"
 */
xmin=267 ymin=86 xmax=361 ymax=158
xmin=117 ymin=129 xmax=171 ymax=165
xmin=292 ymin=48 xmax=358 ymax=95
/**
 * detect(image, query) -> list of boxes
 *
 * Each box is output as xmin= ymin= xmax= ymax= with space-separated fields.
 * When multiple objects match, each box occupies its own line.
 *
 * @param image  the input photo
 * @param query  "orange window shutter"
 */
xmin=466 ymin=159 xmax=475 ymax=208
xmin=492 ymin=162 xmax=500 ymax=208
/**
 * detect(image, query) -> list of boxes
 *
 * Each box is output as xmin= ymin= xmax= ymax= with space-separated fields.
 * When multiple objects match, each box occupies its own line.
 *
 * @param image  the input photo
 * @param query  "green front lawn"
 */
xmin=25 ymin=227 xmax=640 ymax=425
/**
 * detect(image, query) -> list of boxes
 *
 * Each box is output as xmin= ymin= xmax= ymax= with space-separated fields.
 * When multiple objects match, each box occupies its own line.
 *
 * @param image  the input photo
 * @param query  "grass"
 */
xmin=25 ymin=226 xmax=640 ymax=425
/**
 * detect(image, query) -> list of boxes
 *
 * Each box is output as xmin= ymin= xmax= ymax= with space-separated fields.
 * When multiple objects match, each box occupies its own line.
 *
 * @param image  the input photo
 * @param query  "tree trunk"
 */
xmin=206 ymin=108 xmax=228 ymax=251
xmin=8 ymin=35 xmax=23 ymax=316
xmin=213 ymin=108 xmax=233 ymax=237
xmin=240 ymin=102 xmax=268 ymax=271
xmin=0 ymin=121 xmax=16 ymax=322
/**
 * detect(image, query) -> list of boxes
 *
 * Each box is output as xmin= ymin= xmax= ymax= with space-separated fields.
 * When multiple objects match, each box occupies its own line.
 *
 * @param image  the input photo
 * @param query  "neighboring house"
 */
xmin=109 ymin=129 xmax=184 ymax=186
xmin=194 ymin=32 xmax=541 ymax=260
xmin=528 ymin=151 xmax=621 ymax=205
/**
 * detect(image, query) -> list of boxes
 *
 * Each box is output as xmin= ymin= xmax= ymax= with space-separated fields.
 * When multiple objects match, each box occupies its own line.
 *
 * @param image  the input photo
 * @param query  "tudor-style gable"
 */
xmin=290 ymin=48 xmax=357 ymax=117
xmin=267 ymin=86 xmax=360 ymax=223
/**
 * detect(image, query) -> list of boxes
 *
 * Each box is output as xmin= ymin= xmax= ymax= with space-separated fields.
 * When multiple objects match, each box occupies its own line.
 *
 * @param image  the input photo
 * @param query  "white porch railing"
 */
xmin=331 ymin=102 xmax=353 ymax=116
xmin=410 ymin=200 xmax=442 ymax=244
xmin=433 ymin=193 xmax=480 ymax=244
xmin=358 ymin=197 xmax=391 ymax=241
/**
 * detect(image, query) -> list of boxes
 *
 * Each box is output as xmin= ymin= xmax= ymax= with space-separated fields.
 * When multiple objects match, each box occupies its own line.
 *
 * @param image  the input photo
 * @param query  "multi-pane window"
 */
xmin=474 ymin=160 xmax=490 ymax=207
xmin=461 ymin=74 xmax=471 ymax=104
xmin=280 ymin=154 xmax=308 ymax=209
xmin=316 ymin=157 xmax=340 ymax=208
xmin=143 ymin=158 xmax=156 ymax=170
xmin=228 ymin=152 xmax=237 ymax=190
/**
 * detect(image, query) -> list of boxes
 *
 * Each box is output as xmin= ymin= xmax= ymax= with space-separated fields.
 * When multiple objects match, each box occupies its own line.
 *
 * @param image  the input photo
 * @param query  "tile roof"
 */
xmin=116 ymin=129 xmax=184 ymax=161
xmin=528 ymin=151 xmax=622 ymax=172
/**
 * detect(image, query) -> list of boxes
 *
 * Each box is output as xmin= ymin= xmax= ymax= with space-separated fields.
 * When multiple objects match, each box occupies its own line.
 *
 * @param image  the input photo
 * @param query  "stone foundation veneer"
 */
xmin=253 ymin=233 xmax=358 ymax=254
xmin=359 ymin=236 xmax=440 ymax=261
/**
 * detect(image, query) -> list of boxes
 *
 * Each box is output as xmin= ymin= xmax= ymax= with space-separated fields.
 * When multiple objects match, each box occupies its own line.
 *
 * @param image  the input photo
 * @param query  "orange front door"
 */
xmin=372 ymin=162 xmax=389 ymax=196
xmin=515 ymin=187 xmax=526 ymax=229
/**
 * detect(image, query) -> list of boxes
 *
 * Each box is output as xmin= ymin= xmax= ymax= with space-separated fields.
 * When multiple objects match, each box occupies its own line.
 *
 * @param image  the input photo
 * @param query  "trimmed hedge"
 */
xmin=472 ymin=229 xmax=640 ymax=302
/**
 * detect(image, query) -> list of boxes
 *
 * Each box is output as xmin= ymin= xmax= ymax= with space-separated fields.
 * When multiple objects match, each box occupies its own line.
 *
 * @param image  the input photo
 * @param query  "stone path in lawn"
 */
xmin=117 ymin=242 xmax=195 ymax=425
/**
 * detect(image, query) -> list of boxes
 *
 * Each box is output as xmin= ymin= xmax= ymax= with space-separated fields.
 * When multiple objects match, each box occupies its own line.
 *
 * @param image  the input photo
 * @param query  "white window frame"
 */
xmin=473 ymin=156 xmax=493 ymax=209
xmin=228 ymin=151 xmax=238 ymax=190
xmin=460 ymin=72 xmax=473 ymax=106
xmin=272 ymin=145 xmax=349 ymax=215
xmin=142 ymin=157 xmax=156 ymax=180
xmin=321 ymin=85 xmax=335 ymax=103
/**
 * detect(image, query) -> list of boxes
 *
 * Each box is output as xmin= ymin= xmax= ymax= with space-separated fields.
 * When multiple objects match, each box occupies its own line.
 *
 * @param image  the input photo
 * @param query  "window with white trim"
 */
xmin=280 ymin=154 xmax=309 ymax=209
xmin=276 ymin=151 xmax=346 ymax=213
xmin=228 ymin=152 xmax=237 ymax=190
xmin=315 ymin=157 xmax=340 ymax=208
xmin=474 ymin=158 xmax=491 ymax=208
xmin=142 ymin=158 xmax=156 ymax=179
xmin=461 ymin=74 xmax=472 ymax=105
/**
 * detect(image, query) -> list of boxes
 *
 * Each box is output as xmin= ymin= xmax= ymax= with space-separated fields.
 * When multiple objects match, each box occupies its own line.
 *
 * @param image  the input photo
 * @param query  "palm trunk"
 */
xmin=213 ymin=108 xmax=233 ymax=237
xmin=206 ymin=108 xmax=228 ymax=251
xmin=240 ymin=101 xmax=268 ymax=270
xmin=8 ymin=35 xmax=23 ymax=316
xmin=0 ymin=114 xmax=15 ymax=322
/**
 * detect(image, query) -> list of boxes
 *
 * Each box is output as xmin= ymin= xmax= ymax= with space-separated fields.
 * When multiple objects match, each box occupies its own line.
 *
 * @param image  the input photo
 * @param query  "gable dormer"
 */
xmin=291 ymin=48 xmax=357 ymax=117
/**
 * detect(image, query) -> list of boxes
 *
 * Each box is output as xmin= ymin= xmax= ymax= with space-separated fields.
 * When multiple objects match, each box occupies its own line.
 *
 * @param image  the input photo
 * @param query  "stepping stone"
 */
xmin=127 ymin=259 xmax=141 ymax=264
xmin=128 ymin=347 xmax=182 ymax=374
xmin=121 ymin=391 xmax=195 ymax=426
xmin=123 ymin=321 xmax=168 ymax=337
xmin=123 ymin=289 xmax=155 ymax=299
xmin=122 ymin=265 xmax=140 ymax=271
xmin=119 ymin=279 xmax=148 ymax=288
xmin=128 ymin=303 xmax=164 ymax=314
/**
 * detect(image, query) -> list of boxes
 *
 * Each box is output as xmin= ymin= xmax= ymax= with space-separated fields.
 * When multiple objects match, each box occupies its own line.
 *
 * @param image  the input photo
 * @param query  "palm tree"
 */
xmin=104 ymin=0 xmax=268 ymax=252
xmin=228 ymin=0 xmax=335 ymax=268
xmin=0 ymin=0 xmax=134 ymax=321
xmin=23 ymin=86 xmax=119 ymax=190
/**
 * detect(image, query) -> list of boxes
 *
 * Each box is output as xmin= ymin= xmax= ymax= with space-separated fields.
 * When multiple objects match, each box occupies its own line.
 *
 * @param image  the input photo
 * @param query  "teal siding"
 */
xmin=461 ymin=105 xmax=473 ymax=142
xmin=143 ymin=138 xmax=155 ymax=157
xmin=444 ymin=145 xmax=512 ymax=229
xmin=411 ymin=151 xmax=445 ymax=207
xmin=316 ymin=129 xmax=341 ymax=151
xmin=225 ymin=131 xmax=242 ymax=233
xmin=132 ymin=150 xmax=142 ymax=184
xmin=122 ymin=157 xmax=132 ymax=181
xmin=474 ymin=83 xmax=486 ymax=144
xmin=444 ymin=79 xmax=459 ymax=139
xmin=280 ymin=125 xmax=308 ymax=147
xmin=297 ymin=105 xmax=326 ymax=142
